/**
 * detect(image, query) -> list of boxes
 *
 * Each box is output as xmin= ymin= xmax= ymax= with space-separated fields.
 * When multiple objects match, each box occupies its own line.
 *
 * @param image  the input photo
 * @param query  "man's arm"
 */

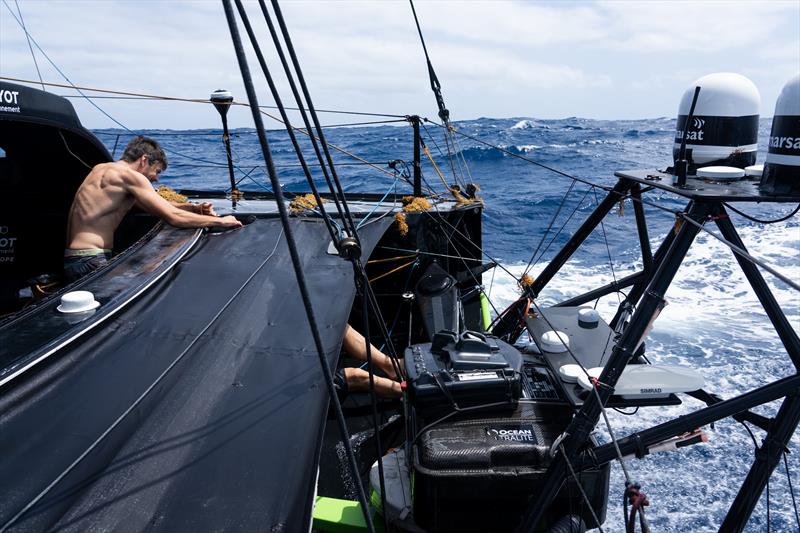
xmin=126 ymin=171 xmax=241 ymax=229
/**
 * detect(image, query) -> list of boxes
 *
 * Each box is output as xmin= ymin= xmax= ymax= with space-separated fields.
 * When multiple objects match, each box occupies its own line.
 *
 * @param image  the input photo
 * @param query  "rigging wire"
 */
xmin=232 ymin=0 xmax=340 ymax=245
xmin=12 ymin=0 xmax=44 ymax=91
xmin=523 ymin=180 xmax=579 ymax=276
xmin=426 ymin=119 xmax=800 ymax=295
xmin=0 ymin=2 xmax=128 ymax=129
xmin=269 ymin=0 xmax=360 ymax=240
xmin=220 ymin=3 xmax=375 ymax=531
xmin=255 ymin=0 xmax=360 ymax=239
xmin=560 ymin=443 xmax=606 ymax=533
xmin=593 ymin=187 xmax=622 ymax=305
xmin=532 ymin=186 xmax=595 ymax=270
xmin=0 ymin=75 xmax=406 ymax=119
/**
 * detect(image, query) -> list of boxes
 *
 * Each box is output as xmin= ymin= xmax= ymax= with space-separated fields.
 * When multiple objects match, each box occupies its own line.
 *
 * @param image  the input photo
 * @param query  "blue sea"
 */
xmin=96 ymin=117 xmax=800 ymax=532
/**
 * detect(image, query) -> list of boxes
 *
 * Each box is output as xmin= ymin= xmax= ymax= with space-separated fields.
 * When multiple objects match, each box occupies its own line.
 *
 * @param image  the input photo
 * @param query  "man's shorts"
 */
xmin=64 ymin=248 xmax=112 ymax=283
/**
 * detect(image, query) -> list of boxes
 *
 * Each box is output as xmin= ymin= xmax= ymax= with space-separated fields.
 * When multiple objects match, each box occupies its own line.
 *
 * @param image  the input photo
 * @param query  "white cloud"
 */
xmin=1 ymin=0 xmax=797 ymax=127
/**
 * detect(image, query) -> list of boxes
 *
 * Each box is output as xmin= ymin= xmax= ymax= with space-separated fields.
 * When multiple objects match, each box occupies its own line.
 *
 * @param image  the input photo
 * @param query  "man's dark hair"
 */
xmin=121 ymin=136 xmax=168 ymax=170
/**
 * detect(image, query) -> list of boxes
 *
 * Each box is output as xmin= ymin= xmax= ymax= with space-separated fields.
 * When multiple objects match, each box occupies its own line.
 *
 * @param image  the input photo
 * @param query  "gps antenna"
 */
xmin=210 ymin=89 xmax=239 ymax=203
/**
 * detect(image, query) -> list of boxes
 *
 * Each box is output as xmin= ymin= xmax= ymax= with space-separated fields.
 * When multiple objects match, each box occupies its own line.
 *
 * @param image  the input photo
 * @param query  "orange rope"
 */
xmin=368 ymin=259 xmax=416 ymax=284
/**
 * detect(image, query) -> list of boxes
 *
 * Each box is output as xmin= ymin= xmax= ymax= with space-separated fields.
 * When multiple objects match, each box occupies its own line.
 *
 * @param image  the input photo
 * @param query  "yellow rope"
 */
xmin=368 ymin=259 xmax=417 ymax=284
xmin=367 ymin=253 xmax=418 ymax=265
xmin=422 ymin=143 xmax=452 ymax=192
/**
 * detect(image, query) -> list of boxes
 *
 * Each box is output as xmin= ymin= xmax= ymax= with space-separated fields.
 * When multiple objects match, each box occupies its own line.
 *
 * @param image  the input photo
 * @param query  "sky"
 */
xmin=1 ymin=0 xmax=798 ymax=130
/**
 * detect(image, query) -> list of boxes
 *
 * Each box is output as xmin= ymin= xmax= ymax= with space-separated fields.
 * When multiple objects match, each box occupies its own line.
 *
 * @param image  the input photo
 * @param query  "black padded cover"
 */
xmin=0 ymin=217 xmax=390 ymax=532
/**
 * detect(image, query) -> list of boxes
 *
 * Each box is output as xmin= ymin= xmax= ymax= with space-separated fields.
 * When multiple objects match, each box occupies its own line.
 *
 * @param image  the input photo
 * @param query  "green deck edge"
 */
xmin=312 ymin=496 xmax=383 ymax=533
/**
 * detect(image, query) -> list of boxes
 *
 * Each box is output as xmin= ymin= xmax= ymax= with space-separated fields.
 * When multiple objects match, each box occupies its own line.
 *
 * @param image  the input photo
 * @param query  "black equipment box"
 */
xmin=411 ymin=404 xmax=609 ymax=532
xmin=404 ymin=331 xmax=522 ymax=416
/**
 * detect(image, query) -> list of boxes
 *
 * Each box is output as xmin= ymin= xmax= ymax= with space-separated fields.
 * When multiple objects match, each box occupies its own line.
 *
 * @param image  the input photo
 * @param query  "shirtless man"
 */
xmin=64 ymin=136 xmax=242 ymax=282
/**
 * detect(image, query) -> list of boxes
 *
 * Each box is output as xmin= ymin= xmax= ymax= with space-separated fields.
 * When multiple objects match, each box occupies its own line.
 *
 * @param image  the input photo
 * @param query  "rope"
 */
xmin=367 ymin=254 xmax=418 ymax=265
xmin=269 ymin=0 xmax=360 ymax=240
xmin=369 ymin=259 xmax=417 ymax=284
xmin=356 ymin=177 xmax=401 ymax=229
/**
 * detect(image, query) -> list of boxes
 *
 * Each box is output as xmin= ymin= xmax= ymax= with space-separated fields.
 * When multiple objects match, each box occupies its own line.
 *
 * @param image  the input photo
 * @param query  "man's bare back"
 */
xmin=64 ymin=136 xmax=241 ymax=281
xmin=66 ymin=161 xmax=141 ymax=250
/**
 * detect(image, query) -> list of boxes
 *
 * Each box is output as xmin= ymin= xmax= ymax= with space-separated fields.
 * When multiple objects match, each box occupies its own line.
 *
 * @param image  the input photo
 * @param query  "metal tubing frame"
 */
xmin=719 ymin=393 xmax=800 ymax=532
xmin=609 ymin=222 xmax=678 ymax=330
xmin=579 ymin=374 xmax=800 ymax=469
xmin=713 ymin=205 xmax=800 ymax=368
xmin=518 ymin=197 xmax=714 ymax=531
xmin=555 ymin=271 xmax=646 ymax=308
xmin=518 ymin=178 xmax=800 ymax=531
xmin=631 ymin=183 xmax=653 ymax=273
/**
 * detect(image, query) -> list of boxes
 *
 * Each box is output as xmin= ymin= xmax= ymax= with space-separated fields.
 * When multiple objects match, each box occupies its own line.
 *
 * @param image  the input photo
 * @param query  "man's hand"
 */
xmin=216 ymin=215 xmax=243 ymax=228
xmin=197 ymin=202 xmax=216 ymax=216
xmin=175 ymin=202 xmax=217 ymax=216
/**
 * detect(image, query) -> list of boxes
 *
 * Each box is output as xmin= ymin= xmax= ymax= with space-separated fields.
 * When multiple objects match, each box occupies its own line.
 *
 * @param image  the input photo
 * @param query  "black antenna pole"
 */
xmin=411 ymin=115 xmax=422 ymax=196
xmin=220 ymin=2 xmax=376 ymax=532
xmin=210 ymin=89 xmax=239 ymax=206
xmin=675 ymin=86 xmax=701 ymax=188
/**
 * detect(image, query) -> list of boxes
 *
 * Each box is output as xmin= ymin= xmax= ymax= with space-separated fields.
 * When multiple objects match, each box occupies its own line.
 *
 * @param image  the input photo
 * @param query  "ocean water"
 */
xmin=96 ymin=117 xmax=800 ymax=532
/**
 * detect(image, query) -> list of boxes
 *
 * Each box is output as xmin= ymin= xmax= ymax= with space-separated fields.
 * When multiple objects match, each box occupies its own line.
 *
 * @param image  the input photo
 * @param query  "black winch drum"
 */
xmin=673 ymin=72 xmax=760 ymax=170
xmin=760 ymin=74 xmax=800 ymax=195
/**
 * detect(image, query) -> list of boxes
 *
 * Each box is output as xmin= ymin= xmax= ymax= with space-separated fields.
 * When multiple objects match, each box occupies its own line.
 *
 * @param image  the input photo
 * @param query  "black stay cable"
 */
xmin=408 ymin=0 xmax=449 ymax=125
xmin=356 ymin=267 xmax=390 ymax=533
xmin=270 ymin=0 xmax=361 ymax=243
xmin=232 ymin=0 xmax=340 ymax=247
xmin=256 ymin=0 xmax=352 ymax=237
xmin=220 ymin=3 xmax=375 ymax=532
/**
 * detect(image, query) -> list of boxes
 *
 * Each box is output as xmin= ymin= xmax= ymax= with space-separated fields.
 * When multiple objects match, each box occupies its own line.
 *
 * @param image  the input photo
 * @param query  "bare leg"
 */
xmin=342 ymin=324 xmax=402 ymax=379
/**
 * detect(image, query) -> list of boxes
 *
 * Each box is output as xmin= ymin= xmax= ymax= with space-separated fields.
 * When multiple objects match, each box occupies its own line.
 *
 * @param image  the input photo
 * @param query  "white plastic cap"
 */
xmin=57 ymin=290 xmax=100 ymax=314
xmin=696 ymin=166 xmax=746 ymax=180
xmin=540 ymin=330 xmax=570 ymax=352
xmin=578 ymin=308 xmax=600 ymax=328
